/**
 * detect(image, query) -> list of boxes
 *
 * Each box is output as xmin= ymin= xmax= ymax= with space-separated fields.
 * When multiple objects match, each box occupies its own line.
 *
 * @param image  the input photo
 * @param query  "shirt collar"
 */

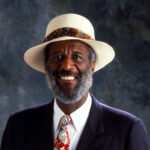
xmin=53 ymin=99 xmax=65 ymax=131
xmin=70 ymin=93 xmax=92 ymax=131
xmin=53 ymin=93 xmax=92 ymax=131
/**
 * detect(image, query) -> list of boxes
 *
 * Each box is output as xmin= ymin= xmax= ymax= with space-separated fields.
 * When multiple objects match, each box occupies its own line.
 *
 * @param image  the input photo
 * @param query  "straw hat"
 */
xmin=24 ymin=13 xmax=115 ymax=73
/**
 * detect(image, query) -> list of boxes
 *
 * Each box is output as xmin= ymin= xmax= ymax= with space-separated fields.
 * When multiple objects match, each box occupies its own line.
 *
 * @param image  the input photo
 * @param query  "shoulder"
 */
xmin=10 ymin=101 xmax=54 ymax=123
xmin=101 ymin=101 xmax=139 ymax=123
xmin=92 ymin=94 xmax=138 ymax=120
xmin=90 ymin=96 xmax=150 ymax=149
xmin=91 ymin=95 xmax=143 ymax=131
xmin=91 ymin=95 xmax=150 ymax=145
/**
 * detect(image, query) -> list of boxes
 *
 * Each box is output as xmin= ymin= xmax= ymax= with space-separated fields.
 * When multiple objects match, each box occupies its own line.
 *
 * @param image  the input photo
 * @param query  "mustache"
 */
xmin=52 ymin=69 xmax=82 ymax=79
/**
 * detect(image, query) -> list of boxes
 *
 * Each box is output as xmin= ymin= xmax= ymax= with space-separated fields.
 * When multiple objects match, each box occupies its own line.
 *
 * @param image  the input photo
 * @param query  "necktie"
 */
xmin=54 ymin=115 xmax=72 ymax=150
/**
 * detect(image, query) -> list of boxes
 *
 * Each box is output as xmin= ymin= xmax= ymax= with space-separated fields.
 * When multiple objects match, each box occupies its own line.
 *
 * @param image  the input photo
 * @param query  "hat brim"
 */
xmin=24 ymin=36 xmax=115 ymax=73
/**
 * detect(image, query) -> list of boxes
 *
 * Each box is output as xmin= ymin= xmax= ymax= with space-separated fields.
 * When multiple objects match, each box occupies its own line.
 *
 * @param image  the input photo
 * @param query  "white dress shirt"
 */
xmin=53 ymin=93 xmax=92 ymax=150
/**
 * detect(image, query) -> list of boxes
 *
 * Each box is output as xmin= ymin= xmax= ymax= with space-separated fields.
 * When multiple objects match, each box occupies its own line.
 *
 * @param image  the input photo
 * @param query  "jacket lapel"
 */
xmin=40 ymin=101 xmax=54 ymax=150
xmin=76 ymin=95 xmax=112 ymax=150
xmin=31 ymin=101 xmax=54 ymax=150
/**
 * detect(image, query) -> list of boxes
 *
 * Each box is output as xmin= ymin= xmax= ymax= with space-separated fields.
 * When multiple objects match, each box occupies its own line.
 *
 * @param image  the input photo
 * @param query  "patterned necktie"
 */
xmin=54 ymin=115 xmax=72 ymax=150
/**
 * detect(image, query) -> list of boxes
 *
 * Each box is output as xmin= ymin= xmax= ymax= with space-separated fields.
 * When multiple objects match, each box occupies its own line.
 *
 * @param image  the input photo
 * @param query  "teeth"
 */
xmin=61 ymin=76 xmax=75 ymax=80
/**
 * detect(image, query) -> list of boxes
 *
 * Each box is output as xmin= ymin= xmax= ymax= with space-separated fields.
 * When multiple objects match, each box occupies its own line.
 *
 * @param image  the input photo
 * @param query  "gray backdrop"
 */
xmin=0 ymin=0 xmax=150 ymax=143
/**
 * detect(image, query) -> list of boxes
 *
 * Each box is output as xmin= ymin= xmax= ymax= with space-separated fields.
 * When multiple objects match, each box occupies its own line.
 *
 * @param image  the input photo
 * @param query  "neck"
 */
xmin=56 ymin=92 xmax=89 ymax=115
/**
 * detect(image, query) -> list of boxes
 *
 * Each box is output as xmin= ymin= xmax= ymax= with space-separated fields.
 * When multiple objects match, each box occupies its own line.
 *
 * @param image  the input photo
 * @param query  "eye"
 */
xmin=73 ymin=54 xmax=82 ymax=60
xmin=55 ymin=55 xmax=63 ymax=60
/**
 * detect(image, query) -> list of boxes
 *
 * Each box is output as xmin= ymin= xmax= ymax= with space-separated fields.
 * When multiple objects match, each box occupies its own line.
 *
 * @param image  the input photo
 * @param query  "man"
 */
xmin=1 ymin=13 xmax=150 ymax=150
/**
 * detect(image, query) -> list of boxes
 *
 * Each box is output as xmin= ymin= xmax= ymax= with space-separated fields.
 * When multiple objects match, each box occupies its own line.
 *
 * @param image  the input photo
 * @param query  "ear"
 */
xmin=44 ymin=60 xmax=49 ymax=73
xmin=91 ymin=61 xmax=95 ymax=73
xmin=44 ymin=64 xmax=47 ymax=72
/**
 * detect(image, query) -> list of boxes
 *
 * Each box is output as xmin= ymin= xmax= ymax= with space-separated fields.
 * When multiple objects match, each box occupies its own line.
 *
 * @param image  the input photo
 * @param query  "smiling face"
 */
xmin=45 ymin=40 xmax=95 ymax=104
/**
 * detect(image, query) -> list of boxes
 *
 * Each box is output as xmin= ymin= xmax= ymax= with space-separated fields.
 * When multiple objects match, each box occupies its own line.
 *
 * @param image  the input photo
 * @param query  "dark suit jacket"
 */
xmin=1 ymin=95 xmax=150 ymax=150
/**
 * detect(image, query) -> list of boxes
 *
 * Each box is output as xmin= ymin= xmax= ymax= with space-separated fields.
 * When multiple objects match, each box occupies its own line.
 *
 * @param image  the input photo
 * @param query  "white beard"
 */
xmin=45 ymin=67 xmax=93 ymax=104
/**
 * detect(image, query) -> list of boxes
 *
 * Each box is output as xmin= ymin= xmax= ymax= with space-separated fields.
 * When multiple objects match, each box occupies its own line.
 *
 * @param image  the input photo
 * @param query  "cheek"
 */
xmin=75 ymin=63 xmax=90 ymax=73
xmin=46 ymin=62 xmax=58 ymax=73
xmin=75 ymin=57 xmax=90 ymax=69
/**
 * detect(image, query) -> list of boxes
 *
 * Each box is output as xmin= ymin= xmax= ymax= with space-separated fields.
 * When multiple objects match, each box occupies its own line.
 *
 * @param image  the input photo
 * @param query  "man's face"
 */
xmin=45 ymin=40 xmax=95 ymax=104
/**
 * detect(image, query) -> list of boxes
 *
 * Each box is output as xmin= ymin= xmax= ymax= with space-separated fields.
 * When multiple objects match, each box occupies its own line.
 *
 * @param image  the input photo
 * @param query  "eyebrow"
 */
xmin=50 ymin=50 xmax=62 ymax=55
xmin=73 ymin=50 xmax=89 ymax=56
xmin=51 ymin=49 xmax=84 ymax=54
xmin=73 ymin=51 xmax=84 ymax=55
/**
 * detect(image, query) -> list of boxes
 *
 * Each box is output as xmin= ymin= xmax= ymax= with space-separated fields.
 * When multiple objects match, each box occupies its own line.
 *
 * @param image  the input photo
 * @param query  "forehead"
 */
xmin=47 ymin=40 xmax=90 ymax=54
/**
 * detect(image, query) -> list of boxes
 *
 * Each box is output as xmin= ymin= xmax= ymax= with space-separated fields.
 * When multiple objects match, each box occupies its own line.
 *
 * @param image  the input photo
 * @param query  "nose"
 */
xmin=61 ymin=56 xmax=74 ymax=71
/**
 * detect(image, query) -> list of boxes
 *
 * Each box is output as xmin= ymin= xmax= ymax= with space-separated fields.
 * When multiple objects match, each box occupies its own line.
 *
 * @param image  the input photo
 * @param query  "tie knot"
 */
xmin=59 ymin=115 xmax=72 ymax=127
